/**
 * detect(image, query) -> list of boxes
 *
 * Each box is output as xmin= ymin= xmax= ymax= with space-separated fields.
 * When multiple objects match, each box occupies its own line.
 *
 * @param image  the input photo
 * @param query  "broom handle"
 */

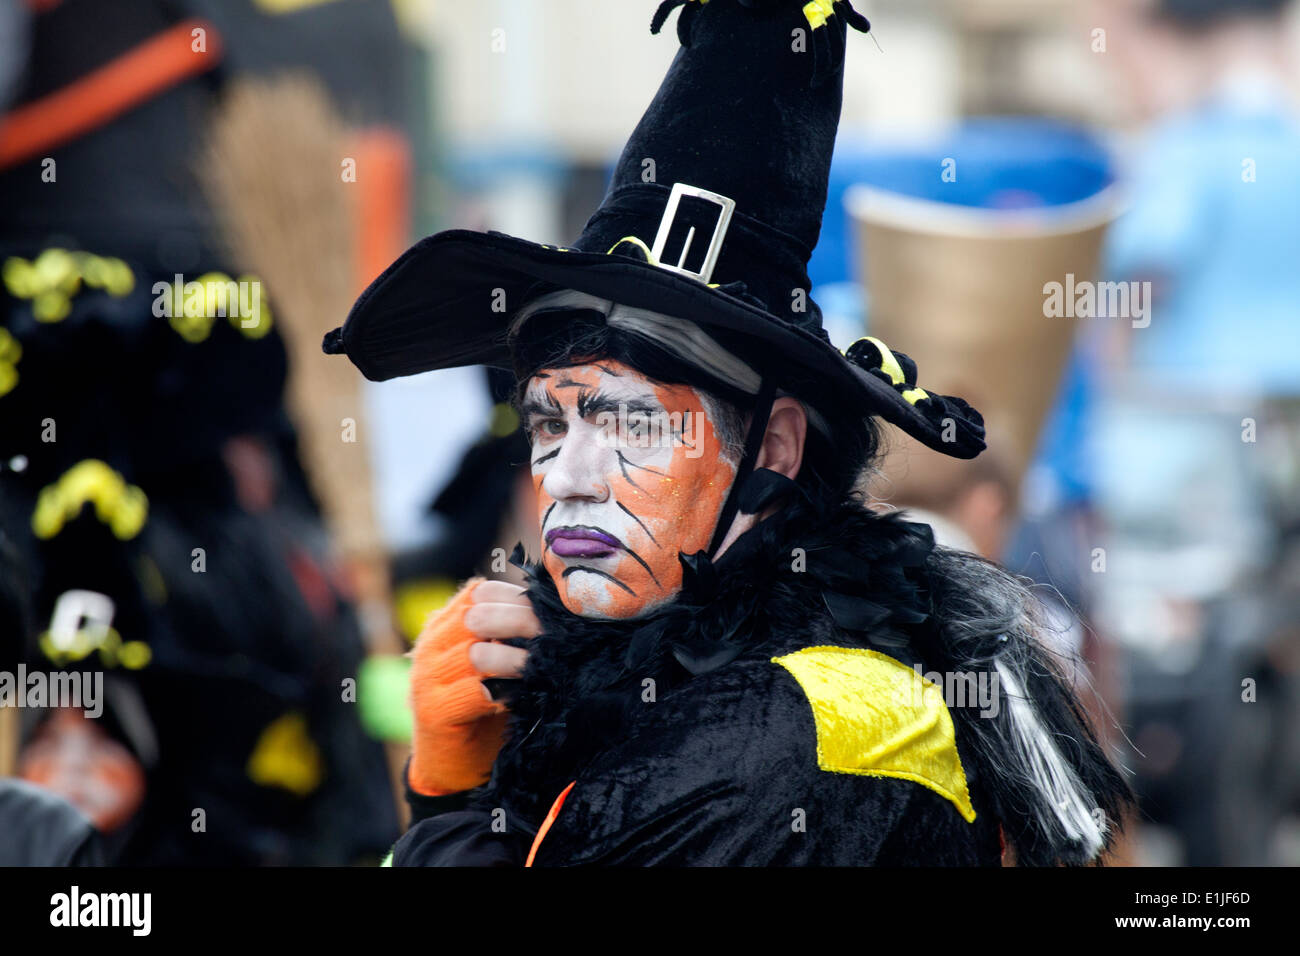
xmin=0 ymin=705 xmax=18 ymax=776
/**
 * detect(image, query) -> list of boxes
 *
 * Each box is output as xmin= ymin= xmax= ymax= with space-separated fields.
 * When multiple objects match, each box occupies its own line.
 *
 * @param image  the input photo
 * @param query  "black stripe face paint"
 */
xmin=524 ymin=360 xmax=740 ymax=619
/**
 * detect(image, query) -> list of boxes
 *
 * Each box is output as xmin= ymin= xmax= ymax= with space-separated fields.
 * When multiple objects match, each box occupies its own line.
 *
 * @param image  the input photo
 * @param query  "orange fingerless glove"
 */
xmin=408 ymin=577 xmax=511 ymax=796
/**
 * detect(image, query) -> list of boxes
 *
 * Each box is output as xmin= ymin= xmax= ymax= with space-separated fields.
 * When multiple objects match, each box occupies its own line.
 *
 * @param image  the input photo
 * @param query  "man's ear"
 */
xmin=710 ymin=397 xmax=809 ymax=558
xmin=755 ymin=397 xmax=807 ymax=480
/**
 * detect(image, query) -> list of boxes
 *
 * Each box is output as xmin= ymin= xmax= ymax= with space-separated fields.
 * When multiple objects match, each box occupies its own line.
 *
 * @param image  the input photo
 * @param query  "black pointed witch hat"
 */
xmin=323 ymin=0 xmax=984 ymax=462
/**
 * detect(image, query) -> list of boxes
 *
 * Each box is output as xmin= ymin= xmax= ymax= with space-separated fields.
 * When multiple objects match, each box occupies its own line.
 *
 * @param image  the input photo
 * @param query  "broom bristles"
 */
xmin=199 ymin=74 xmax=382 ymax=566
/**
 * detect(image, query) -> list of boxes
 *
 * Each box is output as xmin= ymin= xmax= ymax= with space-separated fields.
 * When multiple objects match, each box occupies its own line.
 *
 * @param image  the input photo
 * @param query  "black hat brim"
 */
xmin=324 ymin=228 xmax=984 ymax=459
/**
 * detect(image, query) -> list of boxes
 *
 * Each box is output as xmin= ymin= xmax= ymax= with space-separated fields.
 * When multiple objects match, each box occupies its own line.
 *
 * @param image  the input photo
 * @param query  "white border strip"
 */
xmin=844 ymin=183 xmax=1127 ymax=240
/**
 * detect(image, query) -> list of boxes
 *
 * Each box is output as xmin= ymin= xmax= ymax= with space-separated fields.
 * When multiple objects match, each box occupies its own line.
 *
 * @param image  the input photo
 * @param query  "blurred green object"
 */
xmin=358 ymin=654 xmax=413 ymax=743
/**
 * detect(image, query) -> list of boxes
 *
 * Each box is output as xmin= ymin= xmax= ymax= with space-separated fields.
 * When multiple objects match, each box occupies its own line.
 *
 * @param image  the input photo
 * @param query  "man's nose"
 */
xmin=542 ymin=427 xmax=610 ymax=503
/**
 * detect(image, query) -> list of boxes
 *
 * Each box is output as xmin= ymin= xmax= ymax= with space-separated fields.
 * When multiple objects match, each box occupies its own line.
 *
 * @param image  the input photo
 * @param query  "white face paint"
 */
xmin=522 ymin=360 xmax=740 ymax=619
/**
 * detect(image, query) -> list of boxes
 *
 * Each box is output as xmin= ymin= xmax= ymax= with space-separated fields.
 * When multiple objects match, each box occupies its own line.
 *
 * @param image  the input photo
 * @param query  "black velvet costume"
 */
xmin=396 ymin=493 xmax=1016 ymax=867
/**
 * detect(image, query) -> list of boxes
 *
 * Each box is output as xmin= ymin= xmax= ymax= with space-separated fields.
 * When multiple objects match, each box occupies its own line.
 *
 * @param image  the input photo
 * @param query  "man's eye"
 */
xmin=535 ymin=419 xmax=566 ymax=438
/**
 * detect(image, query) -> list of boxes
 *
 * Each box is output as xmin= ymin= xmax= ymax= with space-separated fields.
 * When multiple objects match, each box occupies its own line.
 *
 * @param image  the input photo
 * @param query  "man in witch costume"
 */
xmin=325 ymin=0 xmax=1133 ymax=866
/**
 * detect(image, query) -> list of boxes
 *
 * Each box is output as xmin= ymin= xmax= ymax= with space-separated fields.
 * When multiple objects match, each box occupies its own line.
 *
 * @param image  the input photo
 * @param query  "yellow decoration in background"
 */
xmin=32 ymin=460 xmax=148 ymax=541
xmin=393 ymin=577 xmax=459 ymax=644
xmin=136 ymin=556 xmax=169 ymax=606
xmin=116 ymin=640 xmax=153 ymax=670
xmin=0 ymin=327 xmax=21 ymax=397
xmin=33 ymin=291 xmax=71 ymax=322
xmin=247 ymin=712 xmax=323 ymax=797
xmin=39 ymin=625 xmax=120 ymax=666
xmin=3 ymin=249 xmax=134 ymax=323
xmin=232 ymin=273 xmax=274 ymax=339
xmin=166 ymin=272 xmax=273 ymax=343
xmin=38 ymin=625 xmax=152 ymax=671
xmin=772 ymin=645 xmax=977 ymax=823
xmin=252 ymin=0 xmax=345 ymax=14
xmin=167 ymin=298 xmax=217 ymax=343
xmin=488 ymin=402 xmax=520 ymax=438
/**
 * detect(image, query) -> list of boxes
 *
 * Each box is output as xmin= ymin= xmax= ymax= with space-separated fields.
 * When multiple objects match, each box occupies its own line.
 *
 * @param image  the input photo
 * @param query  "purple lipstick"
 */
xmin=547 ymin=526 xmax=621 ymax=558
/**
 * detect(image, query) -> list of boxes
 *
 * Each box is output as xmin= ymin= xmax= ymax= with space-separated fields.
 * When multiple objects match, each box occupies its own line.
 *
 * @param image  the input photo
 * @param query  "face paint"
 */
xmin=523 ymin=359 xmax=739 ymax=619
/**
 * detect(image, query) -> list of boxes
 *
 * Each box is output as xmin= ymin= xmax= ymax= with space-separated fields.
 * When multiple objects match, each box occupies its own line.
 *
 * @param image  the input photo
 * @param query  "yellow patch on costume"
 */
xmin=772 ymin=645 xmax=976 ymax=823
xmin=246 ymin=712 xmax=323 ymax=797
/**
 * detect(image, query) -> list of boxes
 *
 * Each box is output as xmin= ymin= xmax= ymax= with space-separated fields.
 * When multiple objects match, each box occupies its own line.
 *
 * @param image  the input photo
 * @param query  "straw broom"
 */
xmin=199 ymin=75 xmax=393 ymax=634
xmin=198 ymin=74 xmax=408 ymax=817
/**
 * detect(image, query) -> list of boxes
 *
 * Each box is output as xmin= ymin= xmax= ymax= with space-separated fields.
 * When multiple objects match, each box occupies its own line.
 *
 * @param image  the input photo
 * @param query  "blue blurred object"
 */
xmin=812 ymin=118 xmax=1115 ymax=510
xmin=1104 ymin=76 xmax=1300 ymax=395
xmin=446 ymin=144 xmax=568 ymax=192
xmin=810 ymin=117 xmax=1114 ymax=290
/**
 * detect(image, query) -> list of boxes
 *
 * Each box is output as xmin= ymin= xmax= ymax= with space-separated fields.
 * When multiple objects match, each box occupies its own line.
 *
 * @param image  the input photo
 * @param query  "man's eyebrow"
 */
xmin=522 ymin=382 xmax=664 ymax=421
xmin=520 ymin=392 xmax=562 ymax=421
xmin=576 ymin=390 xmax=661 ymax=419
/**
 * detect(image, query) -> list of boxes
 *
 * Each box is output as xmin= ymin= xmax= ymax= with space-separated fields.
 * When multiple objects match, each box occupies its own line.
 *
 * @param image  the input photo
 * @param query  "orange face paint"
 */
xmin=523 ymin=360 xmax=739 ymax=619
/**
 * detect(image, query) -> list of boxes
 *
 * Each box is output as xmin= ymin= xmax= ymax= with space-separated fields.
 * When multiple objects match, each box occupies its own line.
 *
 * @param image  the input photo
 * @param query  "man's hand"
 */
xmin=408 ymin=578 xmax=540 ymax=796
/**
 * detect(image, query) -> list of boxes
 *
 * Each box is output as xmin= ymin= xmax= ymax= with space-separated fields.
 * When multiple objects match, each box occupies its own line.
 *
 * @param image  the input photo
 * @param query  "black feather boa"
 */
xmin=480 ymin=481 xmax=1133 ymax=865
xmin=484 ymin=483 xmax=942 ymax=831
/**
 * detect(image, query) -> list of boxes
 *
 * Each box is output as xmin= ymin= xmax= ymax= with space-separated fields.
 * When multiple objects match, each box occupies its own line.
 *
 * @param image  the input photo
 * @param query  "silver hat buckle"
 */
xmin=650 ymin=182 xmax=736 ymax=284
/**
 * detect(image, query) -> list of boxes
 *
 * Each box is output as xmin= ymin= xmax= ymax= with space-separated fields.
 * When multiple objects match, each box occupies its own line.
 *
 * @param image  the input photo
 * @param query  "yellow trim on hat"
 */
xmin=846 ymin=336 xmax=931 ymax=407
xmin=803 ymin=0 xmax=835 ymax=29
xmin=3 ymin=249 xmax=134 ymax=324
xmin=0 ymin=328 xmax=21 ymax=397
xmin=772 ymin=645 xmax=977 ymax=823
xmin=860 ymin=335 xmax=904 ymax=385
xmin=165 ymin=272 xmax=273 ymax=343
xmin=606 ymin=235 xmax=660 ymax=266
xmin=31 ymin=460 xmax=148 ymax=541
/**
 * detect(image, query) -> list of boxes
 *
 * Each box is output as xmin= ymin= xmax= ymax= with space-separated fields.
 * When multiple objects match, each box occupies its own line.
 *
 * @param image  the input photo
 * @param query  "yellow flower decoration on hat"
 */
xmin=164 ymin=271 xmax=274 ymax=343
xmin=845 ymin=336 xmax=930 ymax=406
xmin=31 ymin=459 xmax=149 ymax=542
xmin=0 ymin=327 xmax=21 ymax=397
xmin=3 ymin=249 xmax=134 ymax=323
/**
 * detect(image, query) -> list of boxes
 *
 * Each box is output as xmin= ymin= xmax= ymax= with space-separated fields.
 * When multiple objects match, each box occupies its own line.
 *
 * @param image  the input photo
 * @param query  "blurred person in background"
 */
xmin=1088 ymin=0 xmax=1300 ymax=863
xmin=1102 ymin=0 xmax=1300 ymax=388
xmin=0 ymin=0 xmax=404 ymax=863
xmin=1 ymin=513 xmax=103 ymax=866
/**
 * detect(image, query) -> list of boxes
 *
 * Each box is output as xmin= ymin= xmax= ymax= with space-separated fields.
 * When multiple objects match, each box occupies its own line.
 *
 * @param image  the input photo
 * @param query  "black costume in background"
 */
xmin=0 ymin=0 xmax=406 ymax=864
xmin=0 ymin=779 xmax=104 ymax=866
